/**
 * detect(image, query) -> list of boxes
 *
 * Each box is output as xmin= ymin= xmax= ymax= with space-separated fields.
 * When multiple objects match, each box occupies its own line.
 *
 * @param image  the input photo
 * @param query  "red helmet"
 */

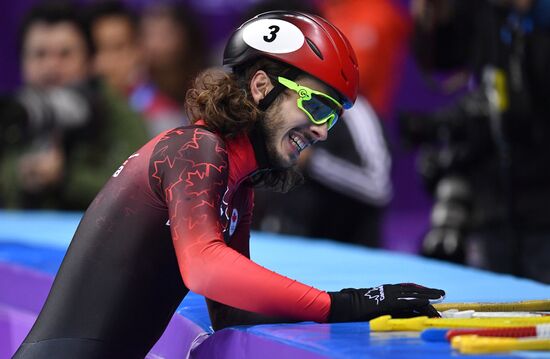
xmin=223 ymin=11 xmax=359 ymax=108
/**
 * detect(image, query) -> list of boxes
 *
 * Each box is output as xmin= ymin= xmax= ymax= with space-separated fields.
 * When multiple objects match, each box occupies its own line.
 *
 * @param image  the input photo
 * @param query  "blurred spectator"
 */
xmin=139 ymin=3 xmax=207 ymax=107
xmin=245 ymin=1 xmax=393 ymax=247
xmin=0 ymin=1 xmax=92 ymax=208
xmin=0 ymin=1 xmax=147 ymax=209
xmin=21 ymin=2 xmax=91 ymax=89
xmin=404 ymin=0 xmax=550 ymax=283
xmin=321 ymin=0 xmax=412 ymax=119
xmin=88 ymin=1 xmax=186 ymax=136
xmin=89 ymin=1 xmax=142 ymax=95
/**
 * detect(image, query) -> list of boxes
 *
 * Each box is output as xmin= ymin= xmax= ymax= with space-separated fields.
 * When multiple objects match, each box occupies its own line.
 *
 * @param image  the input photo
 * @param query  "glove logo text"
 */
xmin=364 ymin=286 xmax=385 ymax=305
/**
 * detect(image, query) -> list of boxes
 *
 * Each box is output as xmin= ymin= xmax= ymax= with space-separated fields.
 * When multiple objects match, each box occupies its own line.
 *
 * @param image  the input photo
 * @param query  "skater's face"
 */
xmin=250 ymin=70 xmax=338 ymax=168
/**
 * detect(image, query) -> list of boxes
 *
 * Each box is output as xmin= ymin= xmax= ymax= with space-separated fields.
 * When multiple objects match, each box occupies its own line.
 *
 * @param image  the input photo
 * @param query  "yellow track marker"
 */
xmin=370 ymin=315 xmax=550 ymax=332
xmin=434 ymin=299 xmax=550 ymax=312
xmin=451 ymin=335 xmax=550 ymax=354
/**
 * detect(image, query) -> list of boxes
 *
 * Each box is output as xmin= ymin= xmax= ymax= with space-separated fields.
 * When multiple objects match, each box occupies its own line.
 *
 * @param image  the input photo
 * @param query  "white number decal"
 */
xmin=242 ymin=19 xmax=304 ymax=54
xmin=113 ymin=153 xmax=140 ymax=177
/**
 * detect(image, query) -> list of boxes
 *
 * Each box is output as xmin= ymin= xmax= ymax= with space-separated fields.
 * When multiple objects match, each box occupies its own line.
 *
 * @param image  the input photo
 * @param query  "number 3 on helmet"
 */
xmin=223 ymin=11 xmax=359 ymax=110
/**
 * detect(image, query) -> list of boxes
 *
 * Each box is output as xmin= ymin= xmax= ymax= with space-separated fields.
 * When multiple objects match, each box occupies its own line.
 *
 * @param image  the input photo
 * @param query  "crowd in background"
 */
xmin=1 ymin=0 xmax=549 ymax=284
xmin=0 ymin=1 xmax=206 ymax=210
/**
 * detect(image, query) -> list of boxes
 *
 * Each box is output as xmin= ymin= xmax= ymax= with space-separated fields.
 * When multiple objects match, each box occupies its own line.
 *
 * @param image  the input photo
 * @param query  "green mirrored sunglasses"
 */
xmin=278 ymin=76 xmax=343 ymax=130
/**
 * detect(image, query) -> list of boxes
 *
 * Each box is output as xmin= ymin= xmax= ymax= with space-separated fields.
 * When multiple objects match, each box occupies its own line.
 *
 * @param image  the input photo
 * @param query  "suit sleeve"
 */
xmin=149 ymin=128 xmax=331 ymax=322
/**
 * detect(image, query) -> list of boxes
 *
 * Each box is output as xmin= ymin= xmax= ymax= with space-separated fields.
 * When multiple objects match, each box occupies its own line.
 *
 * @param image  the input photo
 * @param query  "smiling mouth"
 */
xmin=289 ymin=131 xmax=312 ymax=154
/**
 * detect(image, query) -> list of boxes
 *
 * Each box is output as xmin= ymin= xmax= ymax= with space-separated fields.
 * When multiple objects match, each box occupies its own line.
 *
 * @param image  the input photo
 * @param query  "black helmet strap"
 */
xmin=258 ymin=67 xmax=300 ymax=111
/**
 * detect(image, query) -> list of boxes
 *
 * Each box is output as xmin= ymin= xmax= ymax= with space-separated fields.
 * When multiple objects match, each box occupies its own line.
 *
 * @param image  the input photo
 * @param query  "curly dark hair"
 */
xmin=186 ymin=58 xmax=295 ymax=136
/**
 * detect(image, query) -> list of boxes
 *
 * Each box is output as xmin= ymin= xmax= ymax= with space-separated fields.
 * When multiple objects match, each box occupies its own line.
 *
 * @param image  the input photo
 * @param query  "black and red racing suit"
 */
xmin=15 ymin=125 xmax=331 ymax=358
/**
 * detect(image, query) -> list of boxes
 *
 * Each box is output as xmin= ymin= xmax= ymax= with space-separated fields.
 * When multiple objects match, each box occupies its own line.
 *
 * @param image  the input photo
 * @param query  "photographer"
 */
xmin=0 ymin=1 xmax=147 ymax=209
xmin=405 ymin=0 xmax=550 ymax=283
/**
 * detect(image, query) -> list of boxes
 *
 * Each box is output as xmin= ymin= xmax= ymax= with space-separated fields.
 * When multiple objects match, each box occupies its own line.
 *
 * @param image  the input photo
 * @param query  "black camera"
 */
xmin=398 ymin=89 xmax=494 ymax=263
xmin=0 ymin=84 xmax=93 ymax=155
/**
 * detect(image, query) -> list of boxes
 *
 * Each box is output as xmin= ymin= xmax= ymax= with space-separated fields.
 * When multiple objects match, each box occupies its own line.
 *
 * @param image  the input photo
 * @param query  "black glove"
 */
xmin=328 ymin=283 xmax=445 ymax=323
